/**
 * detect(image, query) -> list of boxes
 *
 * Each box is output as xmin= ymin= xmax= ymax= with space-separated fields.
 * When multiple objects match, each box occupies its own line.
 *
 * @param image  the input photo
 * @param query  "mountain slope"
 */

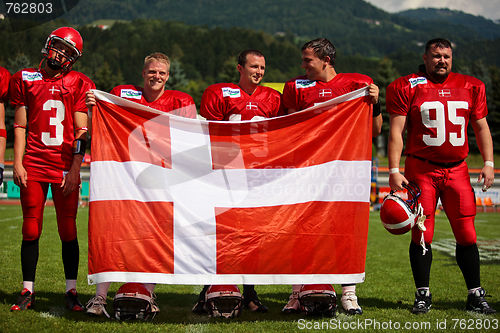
xmin=62 ymin=0 xmax=499 ymax=59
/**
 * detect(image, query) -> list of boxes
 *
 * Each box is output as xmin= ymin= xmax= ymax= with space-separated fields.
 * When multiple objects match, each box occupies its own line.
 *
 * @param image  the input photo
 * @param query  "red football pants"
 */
xmin=20 ymin=181 xmax=79 ymax=242
xmin=404 ymin=156 xmax=477 ymax=246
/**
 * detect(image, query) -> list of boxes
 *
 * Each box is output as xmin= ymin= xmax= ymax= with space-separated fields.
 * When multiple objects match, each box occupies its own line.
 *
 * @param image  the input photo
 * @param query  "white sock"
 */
xmin=96 ymin=282 xmax=111 ymax=298
xmin=143 ymin=283 xmax=156 ymax=294
xmin=342 ymin=285 xmax=356 ymax=295
xmin=23 ymin=281 xmax=34 ymax=293
xmin=468 ymin=287 xmax=481 ymax=295
xmin=66 ymin=279 xmax=77 ymax=292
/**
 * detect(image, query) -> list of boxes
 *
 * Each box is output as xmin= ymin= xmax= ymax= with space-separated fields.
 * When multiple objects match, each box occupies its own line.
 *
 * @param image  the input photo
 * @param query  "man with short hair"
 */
xmin=86 ymin=52 xmax=196 ymax=118
xmin=10 ymin=26 xmax=94 ymax=312
xmin=282 ymin=38 xmax=382 ymax=315
xmin=85 ymin=52 xmax=197 ymax=317
xmin=386 ymin=38 xmax=495 ymax=315
xmin=192 ymin=49 xmax=282 ymax=315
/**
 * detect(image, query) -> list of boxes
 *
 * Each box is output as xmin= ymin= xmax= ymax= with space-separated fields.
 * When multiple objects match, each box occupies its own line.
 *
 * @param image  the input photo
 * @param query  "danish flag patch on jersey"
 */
xmin=438 ymin=89 xmax=451 ymax=97
xmin=222 ymin=87 xmax=241 ymax=98
xmin=120 ymin=89 xmax=142 ymax=99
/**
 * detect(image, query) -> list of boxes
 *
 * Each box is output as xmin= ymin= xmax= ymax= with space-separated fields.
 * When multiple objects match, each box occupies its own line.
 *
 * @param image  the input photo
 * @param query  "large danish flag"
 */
xmin=88 ymin=87 xmax=373 ymax=285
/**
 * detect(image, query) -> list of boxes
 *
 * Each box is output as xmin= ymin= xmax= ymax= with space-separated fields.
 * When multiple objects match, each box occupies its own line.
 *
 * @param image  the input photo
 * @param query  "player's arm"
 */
xmin=388 ymin=113 xmax=408 ymax=191
xmin=471 ymin=117 xmax=494 ymax=191
xmin=61 ymin=111 xmax=88 ymax=196
xmin=0 ymin=101 xmax=6 ymax=185
xmin=367 ymin=83 xmax=382 ymax=137
xmin=85 ymin=89 xmax=96 ymax=134
xmin=13 ymin=105 xmax=28 ymax=188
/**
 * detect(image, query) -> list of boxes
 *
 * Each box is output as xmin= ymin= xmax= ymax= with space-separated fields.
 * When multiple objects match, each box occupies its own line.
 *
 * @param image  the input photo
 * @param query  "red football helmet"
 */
xmin=41 ymin=27 xmax=83 ymax=71
xmin=380 ymin=182 xmax=421 ymax=235
xmin=113 ymin=283 xmax=158 ymax=321
xmin=205 ymin=285 xmax=242 ymax=318
xmin=299 ymin=284 xmax=337 ymax=316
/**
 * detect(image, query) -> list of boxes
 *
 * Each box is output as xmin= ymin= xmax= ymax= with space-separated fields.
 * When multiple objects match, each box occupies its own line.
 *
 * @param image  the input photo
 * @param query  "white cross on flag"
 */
xmin=88 ymin=87 xmax=373 ymax=285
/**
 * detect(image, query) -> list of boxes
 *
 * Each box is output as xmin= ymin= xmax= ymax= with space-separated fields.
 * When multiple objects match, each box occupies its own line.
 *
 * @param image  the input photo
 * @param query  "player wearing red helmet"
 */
xmin=0 ymin=66 xmax=10 ymax=186
xmin=10 ymin=27 xmax=94 ymax=312
xmin=387 ymin=38 xmax=495 ymax=315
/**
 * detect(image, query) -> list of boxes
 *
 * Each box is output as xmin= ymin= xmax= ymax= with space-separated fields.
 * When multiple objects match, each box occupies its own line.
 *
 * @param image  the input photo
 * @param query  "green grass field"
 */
xmin=0 ymin=204 xmax=498 ymax=332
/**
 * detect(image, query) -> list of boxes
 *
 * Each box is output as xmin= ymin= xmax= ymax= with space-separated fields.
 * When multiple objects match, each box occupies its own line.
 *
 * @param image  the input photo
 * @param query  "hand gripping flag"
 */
xmin=88 ymin=87 xmax=373 ymax=285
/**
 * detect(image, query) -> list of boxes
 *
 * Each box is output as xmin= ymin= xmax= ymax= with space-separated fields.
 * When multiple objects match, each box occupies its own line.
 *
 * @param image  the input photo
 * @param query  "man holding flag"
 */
xmin=87 ymin=43 xmax=375 ymax=319
xmin=192 ymin=49 xmax=283 ymax=315
xmin=282 ymin=38 xmax=382 ymax=315
xmin=85 ymin=52 xmax=197 ymax=317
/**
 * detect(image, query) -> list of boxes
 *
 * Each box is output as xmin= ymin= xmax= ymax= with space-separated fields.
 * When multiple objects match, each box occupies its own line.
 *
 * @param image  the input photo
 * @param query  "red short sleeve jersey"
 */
xmin=200 ymin=83 xmax=282 ymax=121
xmin=0 ymin=66 xmax=11 ymax=103
xmin=110 ymin=85 xmax=197 ymax=118
xmin=283 ymin=73 xmax=373 ymax=111
xmin=10 ymin=68 xmax=95 ymax=182
xmin=386 ymin=72 xmax=487 ymax=163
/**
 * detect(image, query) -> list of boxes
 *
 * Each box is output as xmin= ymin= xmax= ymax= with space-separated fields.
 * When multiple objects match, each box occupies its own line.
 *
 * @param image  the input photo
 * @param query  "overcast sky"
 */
xmin=364 ymin=0 xmax=500 ymax=21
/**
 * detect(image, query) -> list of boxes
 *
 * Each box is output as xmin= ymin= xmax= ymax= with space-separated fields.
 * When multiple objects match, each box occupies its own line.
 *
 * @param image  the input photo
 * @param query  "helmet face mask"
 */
xmin=298 ymin=284 xmax=337 ymax=317
xmin=205 ymin=285 xmax=242 ymax=319
xmin=113 ymin=283 xmax=157 ymax=321
xmin=41 ymin=27 xmax=83 ymax=72
xmin=380 ymin=182 xmax=422 ymax=235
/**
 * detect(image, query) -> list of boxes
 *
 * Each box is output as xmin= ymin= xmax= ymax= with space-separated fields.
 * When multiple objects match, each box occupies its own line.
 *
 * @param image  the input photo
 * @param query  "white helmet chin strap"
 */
xmin=415 ymin=203 xmax=428 ymax=255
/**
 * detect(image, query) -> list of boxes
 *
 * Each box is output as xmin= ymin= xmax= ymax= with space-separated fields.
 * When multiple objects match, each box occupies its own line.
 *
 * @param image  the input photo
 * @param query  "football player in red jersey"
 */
xmin=282 ymin=38 xmax=382 ymax=315
xmin=0 ymin=66 xmax=10 ymax=186
xmin=9 ymin=27 xmax=95 ymax=312
xmin=85 ymin=52 xmax=196 ymax=317
xmin=199 ymin=49 xmax=282 ymax=121
xmin=192 ymin=50 xmax=282 ymax=315
xmin=86 ymin=52 xmax=196 ymax=119
xmin=387 ymin=38 xmax=495 ymax=315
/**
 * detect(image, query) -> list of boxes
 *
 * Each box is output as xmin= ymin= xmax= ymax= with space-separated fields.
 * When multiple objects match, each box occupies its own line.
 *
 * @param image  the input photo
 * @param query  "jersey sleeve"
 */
xmin=470 ymin=80 xmax=488 ymax=121
xmin=282 ymin=80 xmax=298 ymax=113
xmin=0 ymin=67 xmax=11 ymax=103
xmin=110 ymin=86 xmax=121 ymax=96
xmin=200 ymin=87 xmax=225 ymax=120
xmin=174 ymin=92 xmax=197 ymax=118
xmin=8 ymin=71 xmax=25 ymax=107
xmin=386 ymin=78 xmax=409 ymax=116
xmin=271 ymin=89 xmax=284 ymax=116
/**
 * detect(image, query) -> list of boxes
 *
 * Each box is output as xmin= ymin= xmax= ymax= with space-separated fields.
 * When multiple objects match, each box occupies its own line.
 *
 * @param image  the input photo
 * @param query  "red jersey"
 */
xmin=386 ymin=71 xmax=487 ymax=163
xmin=283 ymin=73 xmax=372 ymax=111
xmin=0 ymin=66 xmax=10 ymax=103
xmin=110 ymin=85 xmax=197 ymax=118
xmin=200 ymin=83 xmax=282 ymax=120
xmin=10 ymin=68 xmax=95 ymax=182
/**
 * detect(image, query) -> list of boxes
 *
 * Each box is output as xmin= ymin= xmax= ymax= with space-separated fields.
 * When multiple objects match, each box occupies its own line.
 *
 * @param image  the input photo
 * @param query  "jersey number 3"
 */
xmin=420 ymin=101 xmax=467 ymax=147
xmin=41 ymin=99 xmax=65 ymax=146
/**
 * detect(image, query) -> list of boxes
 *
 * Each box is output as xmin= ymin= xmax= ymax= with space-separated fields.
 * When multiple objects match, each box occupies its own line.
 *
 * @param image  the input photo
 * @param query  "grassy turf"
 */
xmin=0 ymin=204 xmax=498 ymax=332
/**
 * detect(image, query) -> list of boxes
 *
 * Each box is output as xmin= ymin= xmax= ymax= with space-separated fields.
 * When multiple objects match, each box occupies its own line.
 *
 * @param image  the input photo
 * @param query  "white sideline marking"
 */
xmin=432 ymin=238 xmax=500 ymax=262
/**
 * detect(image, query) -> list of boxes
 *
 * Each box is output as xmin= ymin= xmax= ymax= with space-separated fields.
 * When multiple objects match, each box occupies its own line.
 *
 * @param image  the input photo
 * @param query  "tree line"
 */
xmin=1 ymin=19 xmax=499 ymax=154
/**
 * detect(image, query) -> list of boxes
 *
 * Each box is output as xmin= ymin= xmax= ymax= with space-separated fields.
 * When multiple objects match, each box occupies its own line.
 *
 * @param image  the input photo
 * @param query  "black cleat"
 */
xmin=192 ymin=300 xmax=208 ymax=314
xmin=65 ymin=289 xmax=84 ymax=311
xmin=243 ymin=289 xmax=268 ymax=313
xmin=412 ymin=289 xmax=432 ymax=314
xmin=466 ymin=288 xmax=496 ymax=315
xmin=10 ymin=289 xmax=35 ymax=311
